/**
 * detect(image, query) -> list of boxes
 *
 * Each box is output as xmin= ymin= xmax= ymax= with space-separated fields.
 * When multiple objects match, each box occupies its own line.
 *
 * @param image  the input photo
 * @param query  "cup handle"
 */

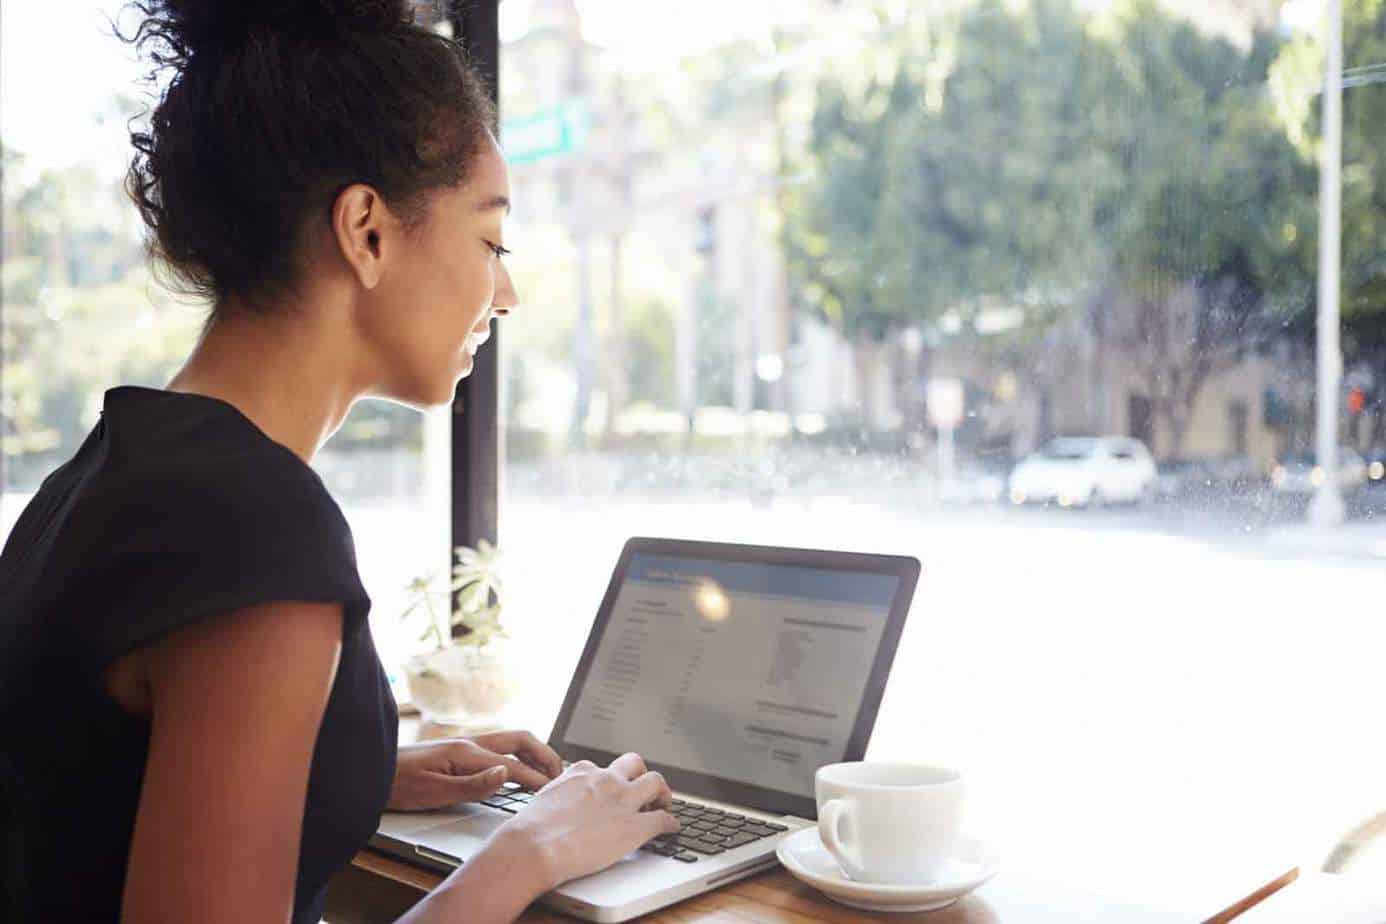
xmin=818 ymin=798 xmax=868 ymax=881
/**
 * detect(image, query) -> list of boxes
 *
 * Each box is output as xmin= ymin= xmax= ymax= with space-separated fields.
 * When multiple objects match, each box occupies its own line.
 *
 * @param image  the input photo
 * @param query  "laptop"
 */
xmin=371 ymin=536 xmax=920 ymax=923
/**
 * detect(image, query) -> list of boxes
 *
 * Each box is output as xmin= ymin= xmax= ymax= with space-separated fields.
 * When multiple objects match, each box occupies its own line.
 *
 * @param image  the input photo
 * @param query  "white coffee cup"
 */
xmin=815 ymin=761 xmax=963 ymax=885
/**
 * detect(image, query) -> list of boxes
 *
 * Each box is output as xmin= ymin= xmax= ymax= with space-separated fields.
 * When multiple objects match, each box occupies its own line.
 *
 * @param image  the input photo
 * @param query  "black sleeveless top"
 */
xmin=0 ymin=385 xmax=399 ymax=923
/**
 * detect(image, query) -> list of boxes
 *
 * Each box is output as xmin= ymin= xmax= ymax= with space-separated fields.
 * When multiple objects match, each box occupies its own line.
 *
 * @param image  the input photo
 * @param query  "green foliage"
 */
xmin=896 ymin=0 xmax=1121 ymax=320
xmin=787 ymin=0 xmax=1122 ymax=341
xmin=696 ymin=286 xmax=737 ymax=406
xmin=788 ymin=0 xmax=1316 ymax=352
xmin=401 ymin=540 xmax=508 ymax=651
xmin=1103 ymin=2 xmax=1316 ymax=320
xmin=1270 ymin=0 xmax=1386 ymax=328
xmin=626 ymin=296 xmax=676 ymax=408
xmin=2 ymin=269 xmax=207 ymax=474
xmin=328 ymin=401 xmax=423 ymax=451
xmin=0 ymin=140 xmax=426 ymax=486
xmin=450 ymin=539 xmax=506 ymax=647
xmin=1340 ymin=0 xmax=1386 ymax=324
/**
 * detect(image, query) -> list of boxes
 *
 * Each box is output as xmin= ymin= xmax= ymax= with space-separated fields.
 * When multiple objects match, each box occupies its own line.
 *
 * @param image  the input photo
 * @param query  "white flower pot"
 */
xmin=403 ymin=642 xmax=514 ymax=728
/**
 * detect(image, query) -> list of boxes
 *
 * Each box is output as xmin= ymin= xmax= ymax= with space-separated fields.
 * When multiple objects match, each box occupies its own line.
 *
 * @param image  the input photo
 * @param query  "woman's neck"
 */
xmin=165 ymin=305 xmax=365 ymax=465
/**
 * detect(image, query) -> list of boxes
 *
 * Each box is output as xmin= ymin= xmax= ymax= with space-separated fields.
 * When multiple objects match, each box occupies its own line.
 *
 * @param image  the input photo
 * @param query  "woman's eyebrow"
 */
xmin=475 ymin=195 xmax=511 ymax=214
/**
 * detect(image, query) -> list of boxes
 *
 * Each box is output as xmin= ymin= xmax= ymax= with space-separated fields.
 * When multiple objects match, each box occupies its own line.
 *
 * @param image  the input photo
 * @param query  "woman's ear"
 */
xmin=331 ymin=184 xmax=390 ymax=290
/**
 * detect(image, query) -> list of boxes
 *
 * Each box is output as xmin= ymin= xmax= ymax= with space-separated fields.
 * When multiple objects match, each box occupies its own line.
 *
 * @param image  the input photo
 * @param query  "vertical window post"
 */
xmin=448 ymin=0 xmax=502 ymax=574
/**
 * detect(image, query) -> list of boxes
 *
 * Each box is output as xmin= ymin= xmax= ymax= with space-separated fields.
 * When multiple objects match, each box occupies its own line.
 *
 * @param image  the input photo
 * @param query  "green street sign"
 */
xmin=501 ymin=100 xmax=590 ymax=165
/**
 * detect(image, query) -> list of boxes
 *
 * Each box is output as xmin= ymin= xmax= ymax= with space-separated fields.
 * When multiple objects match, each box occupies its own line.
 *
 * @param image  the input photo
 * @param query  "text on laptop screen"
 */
xmin=564 ymin=553 xmax=898 ymax=799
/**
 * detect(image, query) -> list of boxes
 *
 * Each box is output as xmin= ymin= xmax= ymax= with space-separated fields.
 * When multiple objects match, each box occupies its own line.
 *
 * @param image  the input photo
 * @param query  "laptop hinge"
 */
xmin=414 ymin=844 xmax=462 ymax=868
xmin=706 ymin=856 xmax=779 ymax=888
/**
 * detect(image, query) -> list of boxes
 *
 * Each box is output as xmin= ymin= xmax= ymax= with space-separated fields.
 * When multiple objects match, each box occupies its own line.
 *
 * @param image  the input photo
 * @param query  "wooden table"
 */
xmin=327 ymin=846 xmax=1298 ymax=923
xmin=326 ymin=715 xmax=1300 ymax=923
xmin=1227 ymin=871 xmax=1386 ymax=922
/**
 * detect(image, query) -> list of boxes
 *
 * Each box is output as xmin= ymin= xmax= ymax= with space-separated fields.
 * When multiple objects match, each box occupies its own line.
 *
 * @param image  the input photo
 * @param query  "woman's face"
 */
xmin=364 ymin=134 xmax=518 ymax=407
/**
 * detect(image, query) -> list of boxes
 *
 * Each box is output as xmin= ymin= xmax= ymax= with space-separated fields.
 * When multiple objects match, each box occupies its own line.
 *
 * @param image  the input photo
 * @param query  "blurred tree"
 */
xmin=887 ymin=0 xmax=1120 ymax=326
xmin=787 ymin=0 xmax=1121 ymax=429
xmin=2 ymin=96 xmax=432 ymax=490
xmin=1100 ymin=4 xmax=1316 ymax=456
xmin=787 ymin=0 xmax=1316 ymax=449
xmin=782 ymin=8 xmax=929 ymax=427
xmin=624 ymin=295 xmax=676 ymax=410
xmin=1272 ymin=0 xmax=1386 ymax=443
xmin=1272 ymin=0 xmax=1386 ymax=329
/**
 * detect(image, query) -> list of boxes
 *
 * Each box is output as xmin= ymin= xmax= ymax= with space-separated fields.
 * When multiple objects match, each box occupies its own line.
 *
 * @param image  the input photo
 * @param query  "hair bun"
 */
xmin=143 ymin=0 xmax=412 ymax=54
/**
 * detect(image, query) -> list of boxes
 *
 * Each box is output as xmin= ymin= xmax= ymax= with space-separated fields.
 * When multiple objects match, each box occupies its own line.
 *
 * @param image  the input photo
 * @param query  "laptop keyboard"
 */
xmin=479 ymin=782 xmax=790 ymax=863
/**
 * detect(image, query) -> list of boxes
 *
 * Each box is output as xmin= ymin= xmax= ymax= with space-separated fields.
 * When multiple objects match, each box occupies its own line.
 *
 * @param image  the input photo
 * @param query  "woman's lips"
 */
xmin=461 ymin=314 xmax=494 ymax=357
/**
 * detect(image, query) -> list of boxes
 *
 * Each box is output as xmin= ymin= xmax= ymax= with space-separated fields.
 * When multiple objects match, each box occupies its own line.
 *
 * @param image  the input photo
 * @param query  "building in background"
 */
xmin=497 ymin=0 xmax=1345 ymax=473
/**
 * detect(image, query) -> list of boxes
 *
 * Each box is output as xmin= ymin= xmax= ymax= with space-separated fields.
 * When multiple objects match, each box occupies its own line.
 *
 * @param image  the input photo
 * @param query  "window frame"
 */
xmin=447 ymin=0 xmax=502 ymax=615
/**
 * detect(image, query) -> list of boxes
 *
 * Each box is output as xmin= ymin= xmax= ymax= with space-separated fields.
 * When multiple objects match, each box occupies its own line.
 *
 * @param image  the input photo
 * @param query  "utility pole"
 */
xmin=571 ymin=227 xmax=594 ymax=447
xmin=1310 ymin=0 xmax=1346 ymax=527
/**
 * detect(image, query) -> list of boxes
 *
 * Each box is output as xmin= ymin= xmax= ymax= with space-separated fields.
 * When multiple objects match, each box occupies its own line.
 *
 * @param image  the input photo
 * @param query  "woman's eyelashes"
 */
xmin=485 ymin=240 xmax=511 ymax=258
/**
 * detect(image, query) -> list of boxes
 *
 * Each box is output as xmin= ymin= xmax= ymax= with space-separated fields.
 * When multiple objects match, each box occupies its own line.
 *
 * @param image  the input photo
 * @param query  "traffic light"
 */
xmin=1348 ymin=387 xmax=1367 ymax=415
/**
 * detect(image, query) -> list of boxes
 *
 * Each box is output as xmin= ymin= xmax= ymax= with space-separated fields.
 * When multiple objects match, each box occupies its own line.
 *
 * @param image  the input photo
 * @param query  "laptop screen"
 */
xmin=561 ymin=551 xmax=900 ymax=803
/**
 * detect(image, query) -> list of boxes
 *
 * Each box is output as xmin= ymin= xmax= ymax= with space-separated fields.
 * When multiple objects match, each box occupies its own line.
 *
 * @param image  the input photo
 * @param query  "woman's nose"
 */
xmin=492 ymin=260 xmax=519 ymax=314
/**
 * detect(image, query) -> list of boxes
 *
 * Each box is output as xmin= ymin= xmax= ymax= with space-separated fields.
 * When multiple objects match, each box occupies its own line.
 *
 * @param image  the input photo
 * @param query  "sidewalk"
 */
xmin=1263 ymin=520 xmax=1386 ymax=560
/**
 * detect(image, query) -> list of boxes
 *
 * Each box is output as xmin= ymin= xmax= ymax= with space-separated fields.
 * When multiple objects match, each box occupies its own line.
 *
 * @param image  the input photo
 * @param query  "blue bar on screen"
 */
xmin=626 ymin=553 xmax=897 ymax=608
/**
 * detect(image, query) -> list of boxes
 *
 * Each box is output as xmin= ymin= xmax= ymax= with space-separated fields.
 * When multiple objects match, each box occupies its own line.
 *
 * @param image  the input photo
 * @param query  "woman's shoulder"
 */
xmin=66 ymin=436 xmax=368 ymax=671
xmin=75 ymin=386 xmax=364 ymax=589
xmin=76 ymin=442 xmax=349 ymax=566
xmin=3 ymin=396 xmax=371 ymax=678
xmin=135 ymin=441 xmax=344 ymax=527
xmin=101 ymin=384 xmax=318 ymax=471
xmin=91 ymin=386 xmax=352 ymax=542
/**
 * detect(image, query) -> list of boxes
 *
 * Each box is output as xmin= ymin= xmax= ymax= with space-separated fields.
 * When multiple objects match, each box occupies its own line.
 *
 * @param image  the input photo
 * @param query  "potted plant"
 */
xmin=399 ymin=540 xmax=515 ymax=727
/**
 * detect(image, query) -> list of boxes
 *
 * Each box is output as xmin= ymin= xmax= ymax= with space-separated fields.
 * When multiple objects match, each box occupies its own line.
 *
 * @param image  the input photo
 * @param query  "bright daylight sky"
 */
xmin=1 ymin=0 xmax=1325 ymax=186
xmin=0 ymin=0 xmax=791 ymax=185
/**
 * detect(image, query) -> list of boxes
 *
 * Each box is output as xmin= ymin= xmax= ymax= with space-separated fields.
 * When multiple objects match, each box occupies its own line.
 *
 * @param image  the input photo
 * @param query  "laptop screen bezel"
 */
xmin=546 ymin=536 xmax=921 ymax=821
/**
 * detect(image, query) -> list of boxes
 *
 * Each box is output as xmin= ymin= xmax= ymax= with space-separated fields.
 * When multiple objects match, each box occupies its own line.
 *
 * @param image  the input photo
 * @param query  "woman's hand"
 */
xmin=484 ymin=752 xmax=681 ymax=892
xmin=388 ymin=730 xmax=564 ymax=811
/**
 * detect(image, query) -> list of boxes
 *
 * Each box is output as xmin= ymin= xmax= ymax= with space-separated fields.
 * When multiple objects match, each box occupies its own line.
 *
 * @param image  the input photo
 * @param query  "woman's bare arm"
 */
xmin=120 ymin=600 xmax=344 ymax=924
xmin=117 ymin=597 xmax=676 ymax=924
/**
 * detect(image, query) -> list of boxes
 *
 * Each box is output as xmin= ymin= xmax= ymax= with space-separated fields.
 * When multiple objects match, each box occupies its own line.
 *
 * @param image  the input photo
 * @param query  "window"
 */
xmin=495 ymin=0 xmax=1386 ymax=904
xmin=0 ymin=1 xmax=458 ymax=696
xmin=1040 ymin=439 xmax=1099 ymax=460
xmin=3 ymin=0 xmax=1384 ymax=909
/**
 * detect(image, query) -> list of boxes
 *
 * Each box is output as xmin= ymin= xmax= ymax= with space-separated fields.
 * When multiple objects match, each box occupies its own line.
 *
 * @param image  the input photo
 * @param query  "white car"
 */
xmin=1008 ymin=437 xmax=1158 ymax=508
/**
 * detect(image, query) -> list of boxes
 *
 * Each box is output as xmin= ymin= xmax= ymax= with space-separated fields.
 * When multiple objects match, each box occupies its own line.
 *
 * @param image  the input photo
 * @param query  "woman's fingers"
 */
xmin=473 ymin=730 xmax=564 ymax=779
xmin=623 ymin=770 xmax=675 ymax=812
xmin=608 ymin=751 xmax=649 ymax=781
xmin=450 ymin=741 xmax=551 ymax=791
xmin=493 ymin=753 xmax=552 ymax=791
xmin=636 ymin=808 xmax=682 ymax=840
xmin=607 ymin=754 xmax=672 ymax=811
xmin=428 ymin=766 xmax=509 ymax=803
xmin=490 ymin=754 xmax=684 ymax=890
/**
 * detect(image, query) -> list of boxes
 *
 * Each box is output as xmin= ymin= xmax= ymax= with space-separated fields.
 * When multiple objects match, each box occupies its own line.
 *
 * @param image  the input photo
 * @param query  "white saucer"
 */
xmin=775 ymin=828 xmax=999 ymax=913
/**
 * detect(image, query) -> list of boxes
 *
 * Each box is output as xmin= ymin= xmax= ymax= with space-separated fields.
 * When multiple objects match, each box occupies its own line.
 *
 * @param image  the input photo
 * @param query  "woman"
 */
xmin=0 ymin=2 xmax=680 ymax=922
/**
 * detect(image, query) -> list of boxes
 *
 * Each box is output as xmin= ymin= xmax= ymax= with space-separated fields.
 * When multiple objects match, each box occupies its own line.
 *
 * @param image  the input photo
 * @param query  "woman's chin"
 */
xmin=452 ymin=350 xmax=475 ymax=384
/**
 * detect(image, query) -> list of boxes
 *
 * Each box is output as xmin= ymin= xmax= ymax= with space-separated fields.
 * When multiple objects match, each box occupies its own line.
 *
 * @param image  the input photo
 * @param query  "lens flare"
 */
xmin=693 ymin=580 xmax=731 ymax=622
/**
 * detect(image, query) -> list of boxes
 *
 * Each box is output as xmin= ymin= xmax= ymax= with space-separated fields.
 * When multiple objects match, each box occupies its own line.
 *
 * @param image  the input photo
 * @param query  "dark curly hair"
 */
xmin=114 ymin=0 xmax=497 ymax=315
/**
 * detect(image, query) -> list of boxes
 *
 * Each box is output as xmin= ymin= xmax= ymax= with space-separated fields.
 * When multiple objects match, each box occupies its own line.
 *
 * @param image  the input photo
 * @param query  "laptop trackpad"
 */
xmin=421 ymin=806 xmax=509 ymax=855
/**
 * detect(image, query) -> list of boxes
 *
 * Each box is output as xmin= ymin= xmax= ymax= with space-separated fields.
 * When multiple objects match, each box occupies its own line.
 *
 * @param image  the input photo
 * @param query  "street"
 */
xmin=485 ymin=495 xmax=1386 ymax=909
